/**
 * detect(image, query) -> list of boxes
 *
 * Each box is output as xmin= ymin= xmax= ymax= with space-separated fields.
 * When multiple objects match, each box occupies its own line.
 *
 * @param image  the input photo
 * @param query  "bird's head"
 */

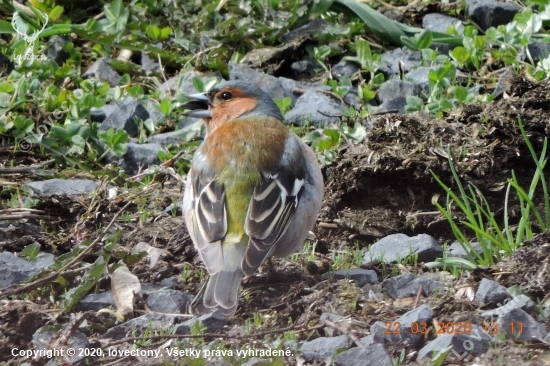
xmin=183 ymin=80 xmax=283 ymax=133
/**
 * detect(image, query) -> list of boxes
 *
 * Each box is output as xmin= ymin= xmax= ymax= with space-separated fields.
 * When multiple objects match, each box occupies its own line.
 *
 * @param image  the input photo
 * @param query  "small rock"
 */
xmin=422 ymin=13 xmax=464 ymax=34
xmin=299 ymin=335 xmax=350 ymax=363
xmin=475 ymin=278 xmax=511 ymax=305
xmin=118 ymin=142 xmax=166 ymax=176
xmin=146 ymin=289 xmax=193 ymax=314
xmin=377 ymin=78 xmax=425 ymax=104
xmin=528 ymin=42 xmax=550 ymax=64
xmin=173 ymin=311 xmax=227 ymax=335
xmin=145 ymin=100 xmax=165 ymax=125
xmin=0 ymin=252 xmax=54 ymax=288
xmin=481 ymin=294 xmax=535 ymax=317
xmin=379 ymin=48 xmax=422 ymax=76
xmin=76 ymin=291 xmax=116 ymax=311
xmin=33 ymin=326 xmax=90 ymax=365
xmin=495 ymin=308 xmax=547 ymax=341
xmin=376 ymin=96 xmax=407 ymax=114
xmin=333 ymin=343 xmax=393 ymax=366
xmin=100 ymin=96 xmax=150 ymax=137
xmin=141 ymin=50 xmax=161 ymax=74
xmin=90 ymin=105 xmax=117 ymax=123
xmin=82 ymin=57 xmax=121 ymax=86
xmin=290 ymin=60 xmax=316 ymax=78
xmin=104 ymin=313 xmax=178 ymax=339
xmin=417 ymin=325 xmax=490 ymax=359
xmin=45 ymin=36 xmax=70 ymax=65
xmin=446 ymin=241 xmax=484 ymax=260
xmin=465 ymin=0 xmax=520 ymax=31
xmin=332 ymin=59 xmax=361 ymax=80
xmin=363 ymin=233 xmax=443 ymax=265
xmin=285 ymin=90 xmax=345 ymax=127
xmin=381 ymin=273 xmax=444 ymax=299
xmin=327 ymin=268 xmax=378 ymax=287
xmin=26 ymin=179 xmax=100 ymax=197
xmin=370 ymin=305 xmax=435 ymax=348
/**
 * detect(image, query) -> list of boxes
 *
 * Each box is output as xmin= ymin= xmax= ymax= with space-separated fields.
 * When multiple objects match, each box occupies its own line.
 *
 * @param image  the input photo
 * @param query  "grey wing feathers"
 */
xmin=189 ymin=172 xmax=227 ymax=275
xmin=242 ymin=169 xmax=305 ymax=275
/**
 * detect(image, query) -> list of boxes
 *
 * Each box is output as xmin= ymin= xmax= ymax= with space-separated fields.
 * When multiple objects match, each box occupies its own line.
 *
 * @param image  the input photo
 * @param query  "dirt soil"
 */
xmin=1 ymin=76 xmax=550 ymax=365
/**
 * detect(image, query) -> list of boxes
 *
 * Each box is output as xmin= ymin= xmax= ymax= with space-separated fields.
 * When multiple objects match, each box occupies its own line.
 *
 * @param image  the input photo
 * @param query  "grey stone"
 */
xmin=299 ymin=335 xmax=350 ymax=363
xmin=118 ymin=142 xmax=166 ymax=176
xmin=148 ymin=124 xmax=202 ymax=146
xmin=75 ymin=291 xmax=116 ymax=311
xmin=285 ymin=90 xmax=345 ymax=127
xmin=417 ymin=325 xmax=490 ymax=359
xmin=328 ymin=268 xmax=378 ymax=287
xmin=370 ymin=305 xmax=435 ymax=348
xmin=404 ymin=66 xmax=438 ymax=95
xmin=528 ymin=42 xmax=550 ymax=64
xmin=141 ymin=50 xmax=161 ymax=74
xmin=481 ymin=294 xmax=535 ymax=318
xmin=90 ymin=104 xmax=117 ymax=123
xmin=377 ymin=78 xmax=425 ymax=104
xmin=173 ymin=311 xmax=227 ymax=335
xmin=45 ymin=36 xmax=70 ymax=65
xmin=332 ymin=59 xmax=361 ymax=80
xmin=104 ymin=313 xmax=178 ymax=339
xmin=0 ymin=252 xmax=54 ymax=288
xmin=381 ymin=273 xmax=444 ymax=299
xmin=82 ymin=57 xmax=121 ymax=86
xmin=475 ymin=278 xmax=511 ymax=305
xmin=100 ymin=96 xmax=150 ymax=137
xmin=146 ymin=289 xmax=193 ymax=314
xmin=33 ymin=327 xmax=90 ymax=365
xmin=333 ymin=343 xmax=393 ymax=366
xmin=446 ymin=241 xmax=484 ymax=260
xmin=145 ymin=100 xmax=165 ymax=124
xmin=465 ymin=0 xmax=520 ymax=31
xmin=422 ymin=13 xmax=464 ymax=35
xmin=279 ymin=77 xmax=331 ymax=106
xmin=495 ymin=308 xmax=547 ymax=341
xmin=376 ymin=96 xmax=407 ymax=114
xmin=379 ymin=48 xmax=422 ymax=76
xmin=363 ymin=233 xmax=443 ymax=265
xmin=290 ymin=60 xmax=316 ymax=78
xmin=27 ymin=179 xmax=100 ymax=197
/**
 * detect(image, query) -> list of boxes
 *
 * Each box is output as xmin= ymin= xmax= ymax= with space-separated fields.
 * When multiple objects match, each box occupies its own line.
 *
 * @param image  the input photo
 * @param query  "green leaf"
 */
xmin=21 ymin=242 xmax=41 ymax=261
xmin=49 ymin=6 xmax=64 ymax=21
xmin=146 ymin=24 xmax=161 ymax=41
xmin=332 ymin=0 xmax=406 ymax=45
xmin=417 ymin=30 xmax=433 ymax=49
xmin=0 ymin=20 xmax=14 ymax=34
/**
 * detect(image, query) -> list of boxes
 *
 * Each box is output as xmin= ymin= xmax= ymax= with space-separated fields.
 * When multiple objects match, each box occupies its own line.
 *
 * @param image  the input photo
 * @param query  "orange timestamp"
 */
xmin=384 ymin=321 xmax=524 ymax=335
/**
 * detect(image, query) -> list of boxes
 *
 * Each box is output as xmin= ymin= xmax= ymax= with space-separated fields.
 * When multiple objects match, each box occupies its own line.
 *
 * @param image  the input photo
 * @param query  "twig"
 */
xmin=0 ymin=201 xmax=133 ymax=299
xmin=0 ymin=159 xmax=54 ymax=173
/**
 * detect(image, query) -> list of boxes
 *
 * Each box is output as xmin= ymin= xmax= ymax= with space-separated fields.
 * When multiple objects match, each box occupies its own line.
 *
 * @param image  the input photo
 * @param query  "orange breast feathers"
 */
xmin=204 ymin=117 xmax=289 ymax=174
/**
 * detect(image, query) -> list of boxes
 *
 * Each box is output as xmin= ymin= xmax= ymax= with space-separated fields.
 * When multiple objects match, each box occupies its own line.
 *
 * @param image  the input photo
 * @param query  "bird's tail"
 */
xmin=189 ymin=241 xmax=245 ymax=317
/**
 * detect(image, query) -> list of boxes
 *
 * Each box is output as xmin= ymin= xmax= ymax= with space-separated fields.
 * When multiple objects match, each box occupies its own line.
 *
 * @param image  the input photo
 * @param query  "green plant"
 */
xmin=427 ymin=117 xmax=548 ymax=269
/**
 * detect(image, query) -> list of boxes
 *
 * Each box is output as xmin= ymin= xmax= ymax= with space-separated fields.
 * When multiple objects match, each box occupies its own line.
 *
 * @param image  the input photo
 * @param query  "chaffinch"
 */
xmin=182 ymin=80 xmax=324 ymax=317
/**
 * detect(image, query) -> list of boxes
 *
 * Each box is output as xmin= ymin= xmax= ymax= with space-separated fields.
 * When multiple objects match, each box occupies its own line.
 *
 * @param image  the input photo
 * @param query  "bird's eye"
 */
xmin=220 ymin=92 xmax=233 ymax=100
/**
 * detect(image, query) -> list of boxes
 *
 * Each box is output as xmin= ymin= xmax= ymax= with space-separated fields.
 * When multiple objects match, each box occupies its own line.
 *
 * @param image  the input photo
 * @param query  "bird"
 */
xmin=181 ymin=80 xmax=324 ymax=317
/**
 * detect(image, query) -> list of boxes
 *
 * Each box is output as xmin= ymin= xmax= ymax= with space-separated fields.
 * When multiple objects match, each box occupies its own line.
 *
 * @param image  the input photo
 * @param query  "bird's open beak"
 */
xmin=183 ymin=93 xmax=212 ymax=119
